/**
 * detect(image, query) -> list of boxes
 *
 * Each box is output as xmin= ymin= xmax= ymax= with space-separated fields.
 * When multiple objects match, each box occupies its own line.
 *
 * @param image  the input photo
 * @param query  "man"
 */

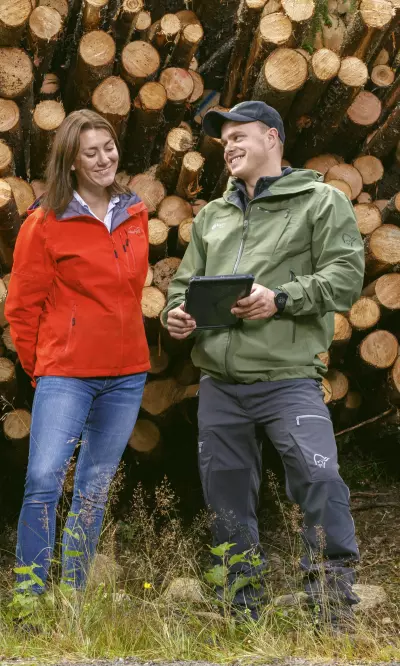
xmin=162 ymin=101 xmax=364 ymax=626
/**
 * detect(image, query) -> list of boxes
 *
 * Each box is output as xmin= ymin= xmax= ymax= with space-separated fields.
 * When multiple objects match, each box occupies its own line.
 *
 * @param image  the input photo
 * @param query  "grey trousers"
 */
xmin=198 ymin=377 xmax=360 ymax=610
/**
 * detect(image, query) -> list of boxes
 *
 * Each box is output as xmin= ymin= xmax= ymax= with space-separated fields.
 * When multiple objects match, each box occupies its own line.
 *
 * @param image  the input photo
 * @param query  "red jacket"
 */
xmin=5 ymin=193 xmax=150 ymax=379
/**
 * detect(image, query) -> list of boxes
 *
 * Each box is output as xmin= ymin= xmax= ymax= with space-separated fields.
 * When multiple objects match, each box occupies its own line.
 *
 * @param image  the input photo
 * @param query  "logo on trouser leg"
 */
xmin=314 ymin=454 xmax=330 ymax=468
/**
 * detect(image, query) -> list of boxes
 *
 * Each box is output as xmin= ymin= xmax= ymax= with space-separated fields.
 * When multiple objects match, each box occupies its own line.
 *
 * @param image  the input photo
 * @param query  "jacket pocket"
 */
xmin=64 ymin=304 xmax=77 ymax=354
xmin=122 ymin=230 xmax=136 ymax=275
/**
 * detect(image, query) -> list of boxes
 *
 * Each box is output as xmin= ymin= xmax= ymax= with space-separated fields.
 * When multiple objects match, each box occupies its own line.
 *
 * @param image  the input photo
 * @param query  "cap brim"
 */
xmin=202 ymin=110 xmax=256 ymax=138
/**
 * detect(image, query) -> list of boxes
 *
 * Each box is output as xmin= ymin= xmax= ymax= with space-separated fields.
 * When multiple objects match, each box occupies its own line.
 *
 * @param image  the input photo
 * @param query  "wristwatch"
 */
xmin=273 ymin=289 xmax=288 ymax=315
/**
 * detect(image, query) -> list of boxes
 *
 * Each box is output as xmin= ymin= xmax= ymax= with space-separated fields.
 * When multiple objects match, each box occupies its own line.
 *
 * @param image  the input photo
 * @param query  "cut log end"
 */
xmin=311 ymin=48 xmax=341 ymax=81
xmin=178 ymin=218 xmax=193 ymax=246
xmin=359 ymin=329 xmax=398 ymax=369
xmin=263 ymin=48 xmax=308 ymax=93
xmin=39 ymin=0 xmax=69 ymax=20
xmin=33 ymin=100 xmax=65 ymax=132
xmin=0 ymin=140 xmax=13 ymax=176
xmin=141 ymin=286 xmax=166 ymax=319
xmin=372 ymin=273 xmax=400 ymax=311
xmin=79 ymin=31 xmax=116 ymax=68
xmin=353 ymin=155 xmax=384 ymax=186
xmin=0 ymin=357 xmax=15 ymax=384
xmin=354 ymin=203 xmax=382 ymax=235
xmin=157 ymin=195 xmax=192 ymax=227
xmin=371 ymin=65 xmax=395 ymax=88
xmin=4 ymin=177 xmax=34 ymax=216
xmin=3 ymin=408 xmax=31 ymax=441
xmin=92 ymin=76 xmax=130 ymax=119
xmin=347 ymin=91 xmax=382 ymax=127
xmin=325 ymin=164 xmax=363 ymax=200
xmin=360 ymin=0 xmax=394 ymax=29
xmin=325 ymin=179 xmax=352 ymax=198
xmin=304 ymin=154 xmax=342 ymax=174
xmin=29 ymin=6 xmax=62 ymax=42
xmin=159 ymin=68 xmax=194 ymax=103
xmin=138 ymin=81 xmax=167 ymax=112
xmin=153 ymin=257 xmax=181 ymax=294
xmin=166 ymin=127 xmax=193 ymax=153
xmin=369 ymin=224 xmax=400 ymax=267
xmin=121 ymin=41 xmax=159 ymax=85
xmin=259 ymin=12 xmax=293 ymax=45
xmin=148 ymin=217 xmax=169 ymax=247
xmin=128 ymin=419 xmax=161 ymax=453
xmin=129 ymin=174 xmax=165 ymax=214
xmin=144 ymin=265 xmax=153 ymax=287
xmin=281 ymin=0 xmax=314 ymax=21
xmin=348 ymin=296 xmax=381 ymax=330
xmin=333 ymin=312 xmax=352 ymax=344
xmin=325 ymin=369 xmax=349 ymax=402
xmin=0 ymin=48 xmax=33 ymax=99
xmin=0 ymin=99 xmax=20 ymax=133
xmin=188 ymin=71 xmax=204 ymax=104
xmin=338 ymin=57 xmax=369 ymax=88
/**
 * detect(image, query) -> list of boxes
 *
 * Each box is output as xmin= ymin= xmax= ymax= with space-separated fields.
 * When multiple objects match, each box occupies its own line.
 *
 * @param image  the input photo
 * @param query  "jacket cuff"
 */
xmin=277 ymin=282 xmax=305 ymax=315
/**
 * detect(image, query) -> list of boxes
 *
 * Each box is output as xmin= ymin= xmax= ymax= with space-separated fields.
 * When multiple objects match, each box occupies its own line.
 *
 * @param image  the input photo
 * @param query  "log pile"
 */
xmin=0 ymin=0 xmax=398 ymax=471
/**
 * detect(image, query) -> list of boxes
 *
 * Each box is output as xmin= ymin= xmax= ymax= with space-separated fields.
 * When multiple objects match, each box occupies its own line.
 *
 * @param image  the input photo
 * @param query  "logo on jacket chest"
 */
xmin=127 ymin=226 xmax=143 ymax=235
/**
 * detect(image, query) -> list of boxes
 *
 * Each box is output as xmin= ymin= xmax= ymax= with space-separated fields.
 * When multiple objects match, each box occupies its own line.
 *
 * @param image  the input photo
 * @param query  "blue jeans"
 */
xmin=16 ymin=374 xmax=146 ymax=593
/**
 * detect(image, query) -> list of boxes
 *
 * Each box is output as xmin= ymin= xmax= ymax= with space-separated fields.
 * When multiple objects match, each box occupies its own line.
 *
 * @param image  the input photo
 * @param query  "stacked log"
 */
xmin=0 ymin=0 xmax=398 ymax=464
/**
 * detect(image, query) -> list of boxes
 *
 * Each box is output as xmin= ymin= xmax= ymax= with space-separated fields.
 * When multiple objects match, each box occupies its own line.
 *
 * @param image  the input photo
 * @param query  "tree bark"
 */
xmin=121 ymin=40 xmax=160 ymax=96
xmin=30 ymin=100 xmax=65 ymax=179
xmin=82 ymin=0 xmax=109 ymax=32
xmin=0 ymin=0 xmax=32 ymax=46
xmin=364 ymin=223 xmax=400 ymax=277
xmin=114 ymin=0 xmax=143 ymax=51
xmin=149 ymin=346 xmax=169 ymax=375
xmin=387 ymin=356 xmax=400 ymax=406
xmin=199 ymin=131 xmax=226 ymax=199
xmin=380 ymin=192 xmax=400 ymax=226
xmin=156 ymin=127 xmax=193 ymax=193
xmin=291 ymin=56 xmax=368 ymax=163
xmin=28 ymin=6 xmax=63 ymax=90
xmin=131 ymin=10 xmax=151 ymax=40
xmin=176 ymin=151 xmax=205 ymax=200
xmin=39 ymin=72 xmax=61 ymax=101
xmin=333 ymin=91 xmax=382 ymax=159
xmin=124 ymin=81 xmax=167 ymax=174
xmin=241 ymin=13 xmax=293 ymax=100
xmin=70 ymin=31 xmax=116 ymax=108
xmin=92 ymin=76 xmax=130 ymax=140
xmin=362 ymin=104 xmax=400 ymax=159
xmin=221 ymin=0 xmax=268 ymax=108
xmin=340 ymin=0 xmax=394 ymax=63
xmin=159 ymin=67 xmax=195 ymax=129
xmin=150 ymin=14 xmax=182 ymax=64
xmin=353 ymin=202 xmax=382 ymax=236
xmin=252 ymin=47 xmax=308 ymax=118
xmin=169 ymin=22 xmax=203 ymax=68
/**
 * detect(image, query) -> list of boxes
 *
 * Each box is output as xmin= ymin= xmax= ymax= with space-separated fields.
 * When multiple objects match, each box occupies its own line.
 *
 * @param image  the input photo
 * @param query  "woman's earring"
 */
xmin=71 ymin=165 xmax=76 ymax=171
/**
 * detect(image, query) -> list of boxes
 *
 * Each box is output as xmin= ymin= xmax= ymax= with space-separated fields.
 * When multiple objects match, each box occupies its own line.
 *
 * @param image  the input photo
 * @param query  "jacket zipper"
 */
xmin=290 ymin=270 xmax=296 ymax=344
xmin=296 ymin=414 xmax=331 ymax=426
xmin=121 ymin=230 xmax=135 ymax=273
xmin=111 ymin=234 xmax=124 ymax=372
xmin=225 ymin=203 xmax=252 ymax=380
xmin=65 ymin=304 xmax=76 ymax=353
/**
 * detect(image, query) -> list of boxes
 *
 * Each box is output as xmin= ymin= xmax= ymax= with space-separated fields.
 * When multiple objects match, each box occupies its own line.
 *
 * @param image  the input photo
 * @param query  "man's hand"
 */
xmin=166 ymin=303 xmax=196 ymax=339
xmin=231 ymin=283 xmax=278 ymax=320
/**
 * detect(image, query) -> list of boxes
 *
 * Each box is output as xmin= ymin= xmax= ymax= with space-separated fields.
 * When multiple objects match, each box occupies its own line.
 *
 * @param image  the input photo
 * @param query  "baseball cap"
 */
xmin=203 ymin=100 xmax=285 ymax=143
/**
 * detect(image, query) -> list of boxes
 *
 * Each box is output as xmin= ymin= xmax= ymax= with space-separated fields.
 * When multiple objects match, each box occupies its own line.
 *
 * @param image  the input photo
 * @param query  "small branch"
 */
xmin=198 ymin=37 xmax=235 ymax=75
xmin=334 ymin=408 xmax=394 ymax=437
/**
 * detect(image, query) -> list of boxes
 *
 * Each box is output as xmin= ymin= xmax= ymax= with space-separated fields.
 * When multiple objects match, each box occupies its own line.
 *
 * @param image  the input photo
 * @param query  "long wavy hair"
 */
xmin=42 ymin=109 xmax=130 ymax=215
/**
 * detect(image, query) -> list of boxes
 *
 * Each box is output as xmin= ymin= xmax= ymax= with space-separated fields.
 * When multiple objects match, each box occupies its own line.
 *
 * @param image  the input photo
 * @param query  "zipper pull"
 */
xmin=72 ymin=317 xmax=76 ymax=326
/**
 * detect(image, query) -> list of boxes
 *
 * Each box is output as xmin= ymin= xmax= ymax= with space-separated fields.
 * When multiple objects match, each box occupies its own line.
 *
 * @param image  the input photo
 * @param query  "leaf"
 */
xmin=204 ymin=565 xmax=228 ymax=587
xmin=228 ymin=550 xmax=251 ymax=566
xmin=14 ymin=563 xmax=40 ymax=575
xmin=63 ymin=527 xmax=80 ymax=539
xmin=209 ymin=542 xmax=236 ymax=557
xmin=15 ymin=580 xmax=36 ymax=591
xmin=64 ymin=550 xmax=83 ymax=557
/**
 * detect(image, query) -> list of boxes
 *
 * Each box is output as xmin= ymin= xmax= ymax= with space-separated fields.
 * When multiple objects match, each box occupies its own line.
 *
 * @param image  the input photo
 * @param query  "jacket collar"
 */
xmin=224 ymin=167 xmax=324 ymax=205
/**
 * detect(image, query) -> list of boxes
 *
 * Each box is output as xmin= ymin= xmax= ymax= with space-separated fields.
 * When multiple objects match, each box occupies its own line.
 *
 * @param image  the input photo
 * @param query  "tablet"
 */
xmin=185 ymin=274 xmax=255 ymax=329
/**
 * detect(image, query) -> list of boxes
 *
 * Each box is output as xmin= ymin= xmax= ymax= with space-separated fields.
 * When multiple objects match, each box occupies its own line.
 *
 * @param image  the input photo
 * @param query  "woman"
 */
xmin=5 ymin=109 xmax=150 ymax=592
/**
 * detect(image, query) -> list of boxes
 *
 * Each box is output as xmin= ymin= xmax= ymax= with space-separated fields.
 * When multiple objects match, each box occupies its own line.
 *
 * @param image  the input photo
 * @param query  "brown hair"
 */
xmin=42 ymin=109 xmax=130 ymax=215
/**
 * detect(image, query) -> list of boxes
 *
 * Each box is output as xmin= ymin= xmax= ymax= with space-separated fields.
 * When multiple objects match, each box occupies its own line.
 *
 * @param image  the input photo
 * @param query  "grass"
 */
xmin=0 ymin=472 xmax=399 ymax=664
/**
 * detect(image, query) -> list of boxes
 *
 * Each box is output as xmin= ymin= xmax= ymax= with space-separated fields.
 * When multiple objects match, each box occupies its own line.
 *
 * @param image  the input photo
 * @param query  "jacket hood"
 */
xmin=225 ymin=168 xmax=324 ymax=199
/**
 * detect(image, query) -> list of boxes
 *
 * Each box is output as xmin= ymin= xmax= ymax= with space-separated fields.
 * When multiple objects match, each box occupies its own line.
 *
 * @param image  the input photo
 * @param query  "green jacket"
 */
xmin=161 ymin=169 xmax=364 ymax=384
